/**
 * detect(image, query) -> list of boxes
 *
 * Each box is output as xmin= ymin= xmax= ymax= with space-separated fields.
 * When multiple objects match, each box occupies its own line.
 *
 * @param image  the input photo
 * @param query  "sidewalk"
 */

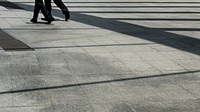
xmin=0 ymin=0 xmax=200 ymax=111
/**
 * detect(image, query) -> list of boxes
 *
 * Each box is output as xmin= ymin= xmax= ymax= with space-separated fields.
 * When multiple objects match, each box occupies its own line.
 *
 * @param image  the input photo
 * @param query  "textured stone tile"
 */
xmin=37 ymin=54 xmax=65 ymax=65
xmin=123 ymin=60 xmax=157 ymax=72
xmin=37 ymin=74 xmax=77 ymax=87
xmin=10 ymin=75 xmax=46 ymax=90
xmin=89 ymin=52 xmax=119 ymax=62
xmin=137 ymin=52 xmax=169 ymax=61
xmin=0 ymin=54 xmax=11 ymax=64
xmin=48 ymin=87 xmax=88 ymax=105
xmin=154 ymin=84 xmax=196 ymax=101
xmin=180 ymin=82 xmax=200 ymax=98
xmin=159 ymin=51 xmax=194 ymax=60
xmin=173 ymin=59 xmax=200 ymax=70
xmin=52 ymin=103 xmax=95 ymax=112
xmin=150 ymin=44 xmax=178 ymax=52
xmin=10 ymin=54 xmax=38 ymax=64
xmin=0 ymin=94 xmax=12 ymax=107
xmin=0 ymin=64 xmax=12 ymax=76
xmin=0 ymin=106 xmax=55 ymax=112
xmin=90 ymin=37 xmax=117 ymax=45
xmin=105 ymin=46 xmax=157 ymax=53
xmin=112 ymin=53 xmax=143 ymax=61
xmin=120 ymin=85 xmax=162 ymax=102
xmin=92 ymin=102 xmax=136 ymax=112
xmin=82 ymin=85 xmax=125 ymax=104
xmin=12 ymin=91 xmax=51 ymax=107
xmin=0 ymin=76 xmax=12 ymax=91
xmin=83 ymin=47 xmax=109 ymax=53
xmin=129 ymin=99 xmax=200 ymax=112
xmin=147 ymin=60 xmax=185 ymax=71
xmin=11 ymin=63 xmax=40 ymax=76
xmin=39 ymin=63 xmax=71 ymax=75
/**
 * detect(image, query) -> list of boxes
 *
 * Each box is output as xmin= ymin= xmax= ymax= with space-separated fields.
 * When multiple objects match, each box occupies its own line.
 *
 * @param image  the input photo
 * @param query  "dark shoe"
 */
xmin=45 ymin=17 xmax=54 ymax=24
xmin=30 ymin=18 xmax=37 ymax=23
xmin=46 ymin=20 xmax=52 ymax=24
xmin=45 ymin=19 xmax=52 ymax=24
xmin=65 ymin=11 xmax=70 ymax=21
xmin=41 ymin=17 xmax=55 ymax=21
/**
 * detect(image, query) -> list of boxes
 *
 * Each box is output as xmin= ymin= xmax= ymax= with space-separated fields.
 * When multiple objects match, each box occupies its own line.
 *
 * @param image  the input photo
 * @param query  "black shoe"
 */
xmin=65 ymin=11 xmax=70 ymax=21
xmin=41 ymin=17 xmax=55 ymax=21
xmin=45 ymin=19 xmax=52 ymax=24
xmin=45 ymin=17 xmax=54 ymax=24
xmin=30 ymin=18 xmax=37 ymax=23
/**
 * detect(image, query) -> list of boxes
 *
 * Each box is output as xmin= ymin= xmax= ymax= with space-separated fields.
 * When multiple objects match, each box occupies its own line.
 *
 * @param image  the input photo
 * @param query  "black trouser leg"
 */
xmin=53 ymin=0 xmax=70 ymax=20
xmin=32 ymin=0 xmax=40 ymax=20
xmin=53 ymin=0 xmax=69 ymax=15
xmin=38 ymin=0 xmax=52 ymax=19
xmin=44 ymin=0 xmax=52 ymax=13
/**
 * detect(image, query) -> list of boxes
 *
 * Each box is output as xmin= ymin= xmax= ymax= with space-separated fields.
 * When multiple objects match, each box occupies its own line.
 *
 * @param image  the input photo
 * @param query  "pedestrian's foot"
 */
xmin=41 ymin=17 xmax=55 ymax=21
xmin=45 ymin=17 xmax=54 ymax=24
xmin=65 ymin=11 xmax=70 ymax=21
xmin=30 ymin=18 xmax=37 ymax=23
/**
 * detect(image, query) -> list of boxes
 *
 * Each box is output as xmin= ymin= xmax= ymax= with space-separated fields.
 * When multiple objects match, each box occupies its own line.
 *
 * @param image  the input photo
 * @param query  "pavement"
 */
xmin=0 ymin=0 xmax=200 ymax=112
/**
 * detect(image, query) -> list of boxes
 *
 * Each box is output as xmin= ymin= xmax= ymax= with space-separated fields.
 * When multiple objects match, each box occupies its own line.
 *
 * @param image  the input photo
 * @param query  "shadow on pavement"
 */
xmin=0 ymin=1 xmax=23 ymax=9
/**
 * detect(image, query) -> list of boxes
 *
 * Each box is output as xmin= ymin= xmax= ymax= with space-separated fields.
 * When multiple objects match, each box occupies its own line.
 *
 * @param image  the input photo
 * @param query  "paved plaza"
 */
xmin=0 ymin=0 xmax=200 ymax=111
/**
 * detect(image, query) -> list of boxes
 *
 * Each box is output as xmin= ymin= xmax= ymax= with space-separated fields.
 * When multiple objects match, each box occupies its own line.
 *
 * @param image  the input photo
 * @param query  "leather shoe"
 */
xmin=30 ymin=18 xmax=37 ymax=23
xmin=41 ymin=17 xmax=55 ymax=21
xmin=45 ymin=18 xmax=54 ymax=24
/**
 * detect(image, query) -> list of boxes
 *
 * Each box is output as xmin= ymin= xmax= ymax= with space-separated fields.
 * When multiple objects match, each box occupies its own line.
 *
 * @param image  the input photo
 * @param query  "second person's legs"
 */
xmin=53 ymin=0 xmax=70 ymax=21
xmin=44 ymin=0 xmax=52 ymax=14
xmin=31 ymin=0 xmax=40 ymax=22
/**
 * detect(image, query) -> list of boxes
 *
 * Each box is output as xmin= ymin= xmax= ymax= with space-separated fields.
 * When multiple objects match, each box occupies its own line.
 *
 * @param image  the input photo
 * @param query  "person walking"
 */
xmin=43 ymin=0 xmax=70 ymax=21
xmin=31 ymin=0 xmax=54 ymax=24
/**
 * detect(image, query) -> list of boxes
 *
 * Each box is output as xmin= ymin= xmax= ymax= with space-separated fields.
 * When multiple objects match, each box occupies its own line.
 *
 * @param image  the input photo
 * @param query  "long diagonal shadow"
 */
xmin=15 ymin=3 xmax=200 ymax=56
xmin=0 ymin=70 xmax=199 ymax=94
xmin=0 ymin=1 xmax=23 ymax=9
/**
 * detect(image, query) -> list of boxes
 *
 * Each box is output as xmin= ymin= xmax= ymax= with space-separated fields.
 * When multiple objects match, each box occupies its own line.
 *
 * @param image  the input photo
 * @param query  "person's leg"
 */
xmin=31 ymin=0 xmax=40 ymax=23
xmin=42 ymin=0 xmax=55 ymax=21
xmin=53 ymin=0 xmax=70 ymax=21
xmin=44 ymin=0 xmax=52 ymax=13
xmin=31 ymin=0 xmax=54 ymax=24
xmin=39 ymin=1 xmax=54 ymax=24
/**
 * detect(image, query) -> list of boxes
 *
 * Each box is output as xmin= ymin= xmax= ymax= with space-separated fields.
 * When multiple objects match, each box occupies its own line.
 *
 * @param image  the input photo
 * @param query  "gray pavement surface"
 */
xmin=0 ymin=0 xmax=200 ymax=111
